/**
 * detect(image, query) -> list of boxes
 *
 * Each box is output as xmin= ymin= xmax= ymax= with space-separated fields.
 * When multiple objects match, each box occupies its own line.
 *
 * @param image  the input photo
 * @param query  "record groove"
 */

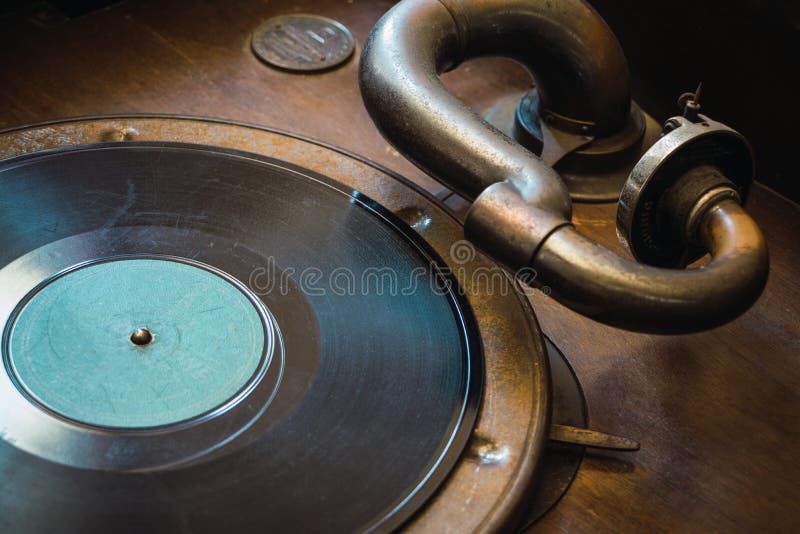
xmin=0 ymin=143 xmax=482 ymax=532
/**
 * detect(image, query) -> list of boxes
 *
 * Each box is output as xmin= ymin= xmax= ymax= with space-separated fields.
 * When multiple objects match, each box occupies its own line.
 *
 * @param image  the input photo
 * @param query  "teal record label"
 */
xmin=4 ymin=257 xmax=270 ymax=428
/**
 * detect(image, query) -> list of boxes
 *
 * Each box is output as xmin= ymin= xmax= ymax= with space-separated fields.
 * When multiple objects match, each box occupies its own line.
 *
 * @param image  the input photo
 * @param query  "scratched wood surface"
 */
xmin=1 ymin=1 xmax=798 ymax=532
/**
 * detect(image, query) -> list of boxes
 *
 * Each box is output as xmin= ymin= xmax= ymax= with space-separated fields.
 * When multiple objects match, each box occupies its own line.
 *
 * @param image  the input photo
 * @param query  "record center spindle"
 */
xmin=130 ymin=326 xmax=154 ymax=346
xmin=6 ymin=258 xmax=271 ymax=429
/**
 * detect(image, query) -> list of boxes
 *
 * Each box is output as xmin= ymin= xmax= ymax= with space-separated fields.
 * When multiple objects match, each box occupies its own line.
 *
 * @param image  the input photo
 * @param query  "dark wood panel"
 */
xmin=1 ymin=1 xmax=798 ymax=532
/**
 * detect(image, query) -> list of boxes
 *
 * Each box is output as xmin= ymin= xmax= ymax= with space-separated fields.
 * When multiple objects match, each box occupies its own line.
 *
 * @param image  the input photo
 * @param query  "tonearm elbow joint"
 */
xmin=359 ymin=0 xmax=768 ymax=333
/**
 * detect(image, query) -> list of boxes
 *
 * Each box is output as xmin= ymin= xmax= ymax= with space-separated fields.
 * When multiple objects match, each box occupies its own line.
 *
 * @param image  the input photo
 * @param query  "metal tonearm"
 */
xmin=359 ymin=0 xmax=768 ymax=333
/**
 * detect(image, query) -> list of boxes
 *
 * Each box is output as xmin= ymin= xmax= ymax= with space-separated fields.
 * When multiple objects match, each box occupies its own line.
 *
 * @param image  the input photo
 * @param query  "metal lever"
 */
xmin=549 ymin=424 xmax=640 ymax=452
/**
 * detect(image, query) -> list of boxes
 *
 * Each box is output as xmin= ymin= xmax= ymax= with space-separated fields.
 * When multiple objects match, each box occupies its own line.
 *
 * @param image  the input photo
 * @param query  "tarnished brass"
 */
xmin=359 ymin=0 xmax=769 ymax=333
xmin=549 ymin=425 xmax=640 ymax=452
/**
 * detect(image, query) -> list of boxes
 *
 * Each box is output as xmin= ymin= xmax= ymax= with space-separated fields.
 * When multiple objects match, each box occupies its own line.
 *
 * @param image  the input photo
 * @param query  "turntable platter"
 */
xmin=0 ymin=142 xmax=481 ymax=532
xmin=0 ymin=117 xmax=550 ymax=533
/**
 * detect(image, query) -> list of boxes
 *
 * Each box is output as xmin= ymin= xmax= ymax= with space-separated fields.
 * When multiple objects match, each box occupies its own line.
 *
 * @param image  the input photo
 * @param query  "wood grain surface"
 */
xmin=1 ymin=1 xmax=798 ymax=532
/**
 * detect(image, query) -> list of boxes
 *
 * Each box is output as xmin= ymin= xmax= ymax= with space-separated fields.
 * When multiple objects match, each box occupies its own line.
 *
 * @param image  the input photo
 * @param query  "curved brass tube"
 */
xmin=533 ymin=200 xmax=768 ymax=333
xmin=360 ymin=0 xmax=634 ymax=218
xmin=359 ymin=0 xmax=769 ymax=332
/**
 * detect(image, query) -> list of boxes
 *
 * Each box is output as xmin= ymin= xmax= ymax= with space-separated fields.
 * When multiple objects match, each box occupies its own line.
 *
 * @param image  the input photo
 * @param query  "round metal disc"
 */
xmin=617 ymin=116 xmax=754 ymax=266
xmin=0 ymin=142 xmax=481 ymax=532
xmin=0 ymin=116 xmax=550 ymax=533
xmin=251 ymin=14 xmax=355 ymax=72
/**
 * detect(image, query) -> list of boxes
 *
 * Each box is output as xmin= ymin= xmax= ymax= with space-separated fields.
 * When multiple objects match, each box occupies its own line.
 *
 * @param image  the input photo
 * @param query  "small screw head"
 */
xmin=663 ymin=118 xmax=681 ymax=134
xmin=130 ymin=327 xmax=154 ymax=346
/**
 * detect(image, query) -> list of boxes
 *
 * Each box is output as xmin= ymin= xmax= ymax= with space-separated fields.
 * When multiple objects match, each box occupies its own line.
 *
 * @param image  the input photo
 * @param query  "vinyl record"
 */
xmin=0 ymin=142 xmax=482 ymax=533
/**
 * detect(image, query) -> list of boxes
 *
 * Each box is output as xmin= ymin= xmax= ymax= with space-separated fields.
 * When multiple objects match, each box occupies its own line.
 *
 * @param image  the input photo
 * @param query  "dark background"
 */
xmin=2 ymin=0 xmax=799 ymax=203
xmin=588 ymin=0 xmax=799 ymax=203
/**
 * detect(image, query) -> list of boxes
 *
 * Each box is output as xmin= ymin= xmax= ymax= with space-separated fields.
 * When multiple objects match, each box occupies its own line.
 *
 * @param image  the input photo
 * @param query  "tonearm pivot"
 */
xmin=359 ymin=0 xmax=768 ymax=333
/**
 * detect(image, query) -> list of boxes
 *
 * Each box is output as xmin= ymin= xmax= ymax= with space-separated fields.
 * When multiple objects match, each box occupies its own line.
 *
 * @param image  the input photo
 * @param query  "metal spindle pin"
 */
xmin=130 ymin=327 xmax=154 ymax=346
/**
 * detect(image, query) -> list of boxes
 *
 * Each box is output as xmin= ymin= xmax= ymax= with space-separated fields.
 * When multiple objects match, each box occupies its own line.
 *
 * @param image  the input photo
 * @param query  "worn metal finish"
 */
xmin=359 ymin=0 xmax=641 ymax=205
xmin=438 ymin=0 xmax=631 ymax=135
xmin=486 ymin=90 xmax=659 ymax=202
xmin=360 ymin=0 xmax=625 ymax=215
xmin=549 ymin=425 xmax=640 ymax=451
xmin=463 ymin=181 xmax=571 ymax=268
xmin=554 ymin=104 xmax=657 ymax=202
xmin=459 ymin=158 xmax=767 ymax=331
xmin=533 ymin=199 xmax=768 ymax=333
xmin=359 ymin=0 xmax=769 ymax=333
xmin=251 ymin=14 xmax=354 ymax=72
xmin=0 ymin=116 xmax=551 ymax=533
xmin=617 ymin=115 xmax=754 ymax=266
xmin=484 ymin=91 xmax=593 ymax=169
